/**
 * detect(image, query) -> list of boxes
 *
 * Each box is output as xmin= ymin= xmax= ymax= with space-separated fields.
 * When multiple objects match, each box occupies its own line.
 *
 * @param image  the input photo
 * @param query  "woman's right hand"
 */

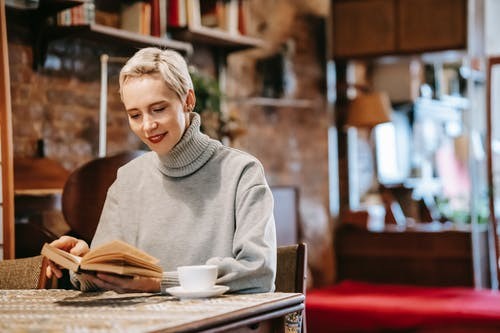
xmin=45 ymin=236 xmax=90 ymax=279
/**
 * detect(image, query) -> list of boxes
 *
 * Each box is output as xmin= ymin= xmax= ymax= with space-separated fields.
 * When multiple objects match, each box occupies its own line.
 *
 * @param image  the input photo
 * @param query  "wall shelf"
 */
xmin=171 ymin=26 xmax=268 ymax=53
xmin=46 ymin=23 xmax=193 ymax=55
xmin=231 ymin=97 xmax=316 ymax=109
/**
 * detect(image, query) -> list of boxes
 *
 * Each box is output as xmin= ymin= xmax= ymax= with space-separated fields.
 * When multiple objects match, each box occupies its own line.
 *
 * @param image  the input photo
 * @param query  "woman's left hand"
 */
xmin=86 ymin=273 xmax=161 ymax=293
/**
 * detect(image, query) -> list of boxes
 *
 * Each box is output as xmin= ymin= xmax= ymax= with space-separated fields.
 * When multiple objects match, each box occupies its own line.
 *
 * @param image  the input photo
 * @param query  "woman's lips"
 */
xmin=147 ymin=133 xmax=166 ymax=144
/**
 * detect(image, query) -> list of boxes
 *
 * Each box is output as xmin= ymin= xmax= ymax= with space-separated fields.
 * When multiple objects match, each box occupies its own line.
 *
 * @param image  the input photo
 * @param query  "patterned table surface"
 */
xmin=0 ymin=289 xmax=303 ymax=332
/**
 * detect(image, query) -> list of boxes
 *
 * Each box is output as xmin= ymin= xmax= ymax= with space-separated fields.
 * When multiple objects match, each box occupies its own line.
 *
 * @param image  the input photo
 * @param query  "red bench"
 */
xmin=306 ymin=280 xmax=500 ymax=332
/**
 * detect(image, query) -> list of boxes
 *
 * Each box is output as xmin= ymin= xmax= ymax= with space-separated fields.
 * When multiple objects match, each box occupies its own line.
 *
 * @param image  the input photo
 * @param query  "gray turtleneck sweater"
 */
xmin=89 ymin=113 xmax=276 ymax=293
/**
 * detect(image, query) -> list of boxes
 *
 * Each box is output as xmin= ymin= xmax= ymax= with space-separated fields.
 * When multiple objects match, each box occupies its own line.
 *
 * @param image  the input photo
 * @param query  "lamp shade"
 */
xmin=346 ymin=91 xmax=392 ymax=128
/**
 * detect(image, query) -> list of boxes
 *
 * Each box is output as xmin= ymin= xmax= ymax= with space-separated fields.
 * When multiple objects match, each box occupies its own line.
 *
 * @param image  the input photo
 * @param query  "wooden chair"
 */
xmin=276 ymin=243 xmax=308 ymax=332
xmin=276 ymin=243 xmax=307 ymax=293
xmin=0 ymin=255 xmax=56 ymax=289
xmin=62 ymin=150 xmax=146 ymax=244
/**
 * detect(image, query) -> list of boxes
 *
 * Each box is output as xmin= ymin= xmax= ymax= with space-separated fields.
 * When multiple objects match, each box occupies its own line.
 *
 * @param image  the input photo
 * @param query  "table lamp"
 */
xmin=346 ymin=91 xmax=392 ymax=128
xmin=345 ymin=91 xmax=404 ymax=225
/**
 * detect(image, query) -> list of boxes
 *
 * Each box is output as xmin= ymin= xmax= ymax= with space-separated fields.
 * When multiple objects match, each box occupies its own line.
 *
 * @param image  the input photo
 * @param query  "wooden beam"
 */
xmin=486 ymin=57 xmax=500 ymax=288
xmin=0 ymin=0 xmax=15 ymax=259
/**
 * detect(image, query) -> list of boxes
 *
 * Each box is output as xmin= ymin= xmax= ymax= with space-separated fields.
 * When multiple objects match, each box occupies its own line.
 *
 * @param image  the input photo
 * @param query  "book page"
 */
xmin=81 ymin=261 xmax=162 ymax=278
xmin=83 ymin=240 xmax=159 ymax=264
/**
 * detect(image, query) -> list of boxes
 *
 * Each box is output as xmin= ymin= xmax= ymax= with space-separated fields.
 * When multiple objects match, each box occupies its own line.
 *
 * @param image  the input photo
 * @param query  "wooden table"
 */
xmin=0 ymin=289 xmax=304 ymax=332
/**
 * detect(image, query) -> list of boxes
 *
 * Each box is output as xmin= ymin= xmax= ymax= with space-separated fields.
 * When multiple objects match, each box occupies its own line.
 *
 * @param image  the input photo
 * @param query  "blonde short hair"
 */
xmin=119 ymin=47 xmax=193 ymax=101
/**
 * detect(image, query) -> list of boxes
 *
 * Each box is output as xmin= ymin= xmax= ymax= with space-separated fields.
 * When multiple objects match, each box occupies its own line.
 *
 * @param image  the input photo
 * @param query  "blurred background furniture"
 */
xmin=0 ymin=255 xmax=55 ymax=289
xmin=14 ymin=156 xmax=70 ymax=258
xmin=335 ymin=223 xmax=489 ymax=287
xmin=62 ymin=150 xmax=145 ymax=244
xmin=271 ymin=186 xmax=301 ymax=246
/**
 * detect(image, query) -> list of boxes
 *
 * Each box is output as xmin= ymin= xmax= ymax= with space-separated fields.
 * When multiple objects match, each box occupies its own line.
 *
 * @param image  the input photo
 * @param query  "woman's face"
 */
xmin=122 ymin=74 xmax=193 ymax=155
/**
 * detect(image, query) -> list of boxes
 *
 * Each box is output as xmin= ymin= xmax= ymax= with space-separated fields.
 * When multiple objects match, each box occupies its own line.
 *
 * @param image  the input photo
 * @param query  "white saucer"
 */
xmin=166 ymin=285 xmax=229 ymax=299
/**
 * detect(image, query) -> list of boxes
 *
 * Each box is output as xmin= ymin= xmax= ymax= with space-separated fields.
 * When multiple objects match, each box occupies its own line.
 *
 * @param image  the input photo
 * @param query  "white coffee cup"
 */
xmin=177 ymin=265 xmax=218 ymax=291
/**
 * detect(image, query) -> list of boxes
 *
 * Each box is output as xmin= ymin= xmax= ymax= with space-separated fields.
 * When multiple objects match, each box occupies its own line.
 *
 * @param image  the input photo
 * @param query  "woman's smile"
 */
xmin=148 ymin=132 xmax=167 ymax=144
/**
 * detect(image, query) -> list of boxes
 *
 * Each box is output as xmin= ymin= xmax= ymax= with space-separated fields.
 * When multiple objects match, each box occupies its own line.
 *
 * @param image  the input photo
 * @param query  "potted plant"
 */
xmin=190 ymin=68 xmax=245 ymax=143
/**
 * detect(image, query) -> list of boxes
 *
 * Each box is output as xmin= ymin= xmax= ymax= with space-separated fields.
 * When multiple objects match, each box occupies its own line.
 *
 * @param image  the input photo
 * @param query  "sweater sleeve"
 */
xmin=206 ymin=162 xmax=277 ymax=293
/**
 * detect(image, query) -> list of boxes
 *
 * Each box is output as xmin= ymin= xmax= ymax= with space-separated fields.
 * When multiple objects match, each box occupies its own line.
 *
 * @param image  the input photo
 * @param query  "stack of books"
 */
xmin=56 ymin=1 xmax=95 ymax=26
xmin=170 ymin=0 xmax=249 ymax=36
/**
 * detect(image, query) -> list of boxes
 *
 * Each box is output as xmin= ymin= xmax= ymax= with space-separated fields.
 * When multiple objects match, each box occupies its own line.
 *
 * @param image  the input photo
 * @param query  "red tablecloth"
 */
xmin=306 ymin=280 xmax=500 ymax=332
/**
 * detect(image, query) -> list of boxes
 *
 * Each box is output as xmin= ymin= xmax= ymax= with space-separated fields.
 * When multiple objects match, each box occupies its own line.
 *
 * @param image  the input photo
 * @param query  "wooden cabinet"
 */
xmin=332 ymin=0 xmax=467 ymax=58
xmin=335 ymin=224 xmax=489 ymax=287
xmin=398 ymin=0 xmax=467 ymax=52
xmin=333 ymin=0 xmax=395 ymax=58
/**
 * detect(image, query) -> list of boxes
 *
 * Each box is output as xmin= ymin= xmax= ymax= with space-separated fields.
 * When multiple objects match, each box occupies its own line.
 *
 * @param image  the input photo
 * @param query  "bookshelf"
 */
xmin=6 ymin=0 xmax=268 ymax=68
xmin=230 ymin=97 xmax=316 ymax=109
xmin=6 ymin=1 xmax=193 ymax=68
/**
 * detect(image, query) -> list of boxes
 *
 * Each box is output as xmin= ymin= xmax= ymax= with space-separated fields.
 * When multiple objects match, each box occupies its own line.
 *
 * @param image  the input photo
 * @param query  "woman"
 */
xmin=47 ymin=47 xmax=276 ymax=294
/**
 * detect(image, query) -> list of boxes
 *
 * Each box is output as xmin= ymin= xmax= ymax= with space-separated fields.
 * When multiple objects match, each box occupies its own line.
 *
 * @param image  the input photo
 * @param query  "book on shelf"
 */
xmin=159 ymin=0 xmax=168 ymax=37
xmin=56 ymin=2 xmax=95 ymax=26
xmin=224 ymin=0 xmax=239 ymax=35
xmin=167 ymin=0 xmax=187 ymax=28
xmin=186 ymin=0 xmax=201 ymax=29
xmin=238 ymin=0 xmax=248 ymax=35
xmin=41 ymin=240 xmax=163 ymax=278
xmin=120 ymin=1 xmax=152 ymax=35
xmin=200 ymin=0 xmax=218 ymax=28
xmin=168 ymin=0 xmax=246 ymax=36
xmin=200 ymin=0 xmax=240 ymax=34
xmin=150 ymin=0 xmax=161 ymax=36
xmin=150 ymin=0 xmax=168 ymax=37
xmin=95 ymin=9 xmax=120 ymax=28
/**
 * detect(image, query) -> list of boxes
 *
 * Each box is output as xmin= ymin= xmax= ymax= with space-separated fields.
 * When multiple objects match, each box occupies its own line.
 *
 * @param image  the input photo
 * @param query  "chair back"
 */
xmin=276 ymin=242 xmax=307 ymax=294
xmin=62 ymin=150 xmax=146 ymax=244
xmin=276 ymin=243 xmax=308 ymax=333
xmin=271 ymin=186 xmax=300 ymax=246
xmin=0 ymin=255 xmax=56 ymax=289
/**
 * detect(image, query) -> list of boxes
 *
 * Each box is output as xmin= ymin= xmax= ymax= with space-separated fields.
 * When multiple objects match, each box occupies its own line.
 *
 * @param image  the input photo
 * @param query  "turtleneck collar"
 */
xmin=154 ymin=112 xmax=221 ymax=178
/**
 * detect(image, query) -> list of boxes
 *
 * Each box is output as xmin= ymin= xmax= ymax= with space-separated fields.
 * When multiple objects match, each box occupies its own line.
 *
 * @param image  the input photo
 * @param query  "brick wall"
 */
xmin=7 ymin=23 xmax=143 ymax=170
xmin=228 ymin=3 xmax=334 ymax=286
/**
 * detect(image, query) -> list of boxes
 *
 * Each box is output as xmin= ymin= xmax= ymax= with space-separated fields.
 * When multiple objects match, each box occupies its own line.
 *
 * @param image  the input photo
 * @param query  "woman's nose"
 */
xmin=144 ymin=116 xmax=158 ymax=131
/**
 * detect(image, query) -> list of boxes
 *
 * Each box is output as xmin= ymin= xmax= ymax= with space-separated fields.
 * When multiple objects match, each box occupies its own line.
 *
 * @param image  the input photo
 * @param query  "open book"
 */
xmin=41 ymin=240 xmax=163 ymax=278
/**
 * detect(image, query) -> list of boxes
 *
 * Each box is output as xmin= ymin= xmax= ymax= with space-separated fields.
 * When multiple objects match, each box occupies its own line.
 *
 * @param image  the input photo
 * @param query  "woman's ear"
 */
xmin=185 ymin=89 xmax=196 ymax=112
